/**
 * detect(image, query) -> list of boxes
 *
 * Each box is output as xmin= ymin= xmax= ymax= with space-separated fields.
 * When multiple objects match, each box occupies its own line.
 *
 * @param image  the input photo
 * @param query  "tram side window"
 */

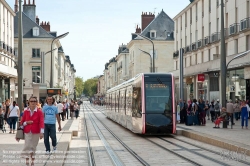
xmin=126 ymin=88 xmax=132 ymax=115
xmin=119 ymin=92 xmax=123 ymax=113
xmin=132 ymin=87 xmax=142 ymax=118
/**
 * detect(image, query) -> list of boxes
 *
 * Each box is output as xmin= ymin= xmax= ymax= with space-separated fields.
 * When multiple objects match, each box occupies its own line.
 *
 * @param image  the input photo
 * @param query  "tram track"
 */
xmin=87 ymin=103 xmax=250 ymax=165
xmin=83 ymin=105 xmax=96 ymax=166
xmin=84 ymin=103 xmax=150 ymax=166
xmin=85 ymin=103 xmax=204 ymax=165
xmin=170 ymin=136 xmax=250 ymax=165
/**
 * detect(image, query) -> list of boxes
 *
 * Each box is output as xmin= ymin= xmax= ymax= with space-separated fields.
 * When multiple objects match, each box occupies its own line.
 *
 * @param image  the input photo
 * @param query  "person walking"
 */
xmin=226 ymin=99 xmax=234 ymax=125
xmin=57 ymin=101 xmax=64 ymax=121
xmin=240 ymin=100 xmax=249 ymax=129
xmin=74 ymin=102 xmax=80 ymax=119
xmin=43 ymin=96 xmax=61 ymax=154
xmin=214 ymin=99 xmax=221 ymax=119
xmin=198 ymin=99 xmax=206 ymax=126
xmin=8 ymin=101 xmax=20 ymax=134
xmin=70 ymin=100 xmax=75 ymax=119
xmin=205 ymin=100 xmax=210 ymax=120
xmin=4 ymin=99 xmax=10 ymax=126
xmin=19 ymin=96 xmax=44 ymax=166
xmin=233 ymin=100 xmax=241 ymax=121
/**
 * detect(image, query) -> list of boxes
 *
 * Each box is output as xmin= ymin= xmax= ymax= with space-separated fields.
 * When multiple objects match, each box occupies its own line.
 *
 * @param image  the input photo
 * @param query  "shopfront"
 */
xmin=226 ymin=68 xmax=245 ymax=102
xmin=197 ymin=74 xmax=208 ymax=101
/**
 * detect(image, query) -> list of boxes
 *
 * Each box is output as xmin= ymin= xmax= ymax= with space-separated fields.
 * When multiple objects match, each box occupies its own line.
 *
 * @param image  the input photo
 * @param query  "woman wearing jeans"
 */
xmin=8 ymin=101 xmax=19 ymax=134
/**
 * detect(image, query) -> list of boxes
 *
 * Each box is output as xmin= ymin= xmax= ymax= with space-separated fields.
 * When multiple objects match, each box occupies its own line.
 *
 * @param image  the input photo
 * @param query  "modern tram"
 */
xmin=105 ymin=73 xmax=176 ymax=134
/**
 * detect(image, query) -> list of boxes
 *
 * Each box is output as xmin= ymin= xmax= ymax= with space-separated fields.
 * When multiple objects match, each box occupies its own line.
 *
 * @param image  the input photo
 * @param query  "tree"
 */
xmin=75 ymin=77 xmax=84 ymax=97
xmin=83 ymin=78 xmax=98 ymax=97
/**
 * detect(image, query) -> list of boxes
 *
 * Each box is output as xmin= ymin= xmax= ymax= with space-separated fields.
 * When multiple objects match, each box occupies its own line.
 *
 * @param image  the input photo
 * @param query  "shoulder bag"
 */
xmin=7 ymin=106 xmax=15 ymax=118
xmin=16 ymin=127 xmax=24 ymax=140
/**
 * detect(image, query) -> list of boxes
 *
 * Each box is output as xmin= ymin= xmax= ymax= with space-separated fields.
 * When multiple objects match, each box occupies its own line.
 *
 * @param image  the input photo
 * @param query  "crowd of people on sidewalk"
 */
xmin=176 ymin=98 xmax=250 ymax=129
xmin=0 ymin=96 xmax=82 ymax=166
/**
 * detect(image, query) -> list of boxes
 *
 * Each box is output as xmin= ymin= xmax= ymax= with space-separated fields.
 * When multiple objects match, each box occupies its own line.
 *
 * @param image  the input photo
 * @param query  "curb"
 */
xmin=179 ymin=129 xmax=250 ymax=156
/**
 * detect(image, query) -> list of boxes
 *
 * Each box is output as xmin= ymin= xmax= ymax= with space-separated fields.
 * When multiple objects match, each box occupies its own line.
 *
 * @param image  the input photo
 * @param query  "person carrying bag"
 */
xmin=18 ymin=96 xmax=44 ymax=166
xmin=8 ymin=101 xmax=20 ymax=134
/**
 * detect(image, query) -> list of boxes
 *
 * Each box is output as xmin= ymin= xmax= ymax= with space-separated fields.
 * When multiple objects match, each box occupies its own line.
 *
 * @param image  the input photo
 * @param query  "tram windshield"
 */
xmin=145 ymin=76 xmax=172 ymax=114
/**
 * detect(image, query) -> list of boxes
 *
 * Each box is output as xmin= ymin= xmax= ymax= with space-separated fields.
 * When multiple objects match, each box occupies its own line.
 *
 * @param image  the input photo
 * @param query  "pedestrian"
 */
xmin=204 ymin=100 xmax=210 ymax=120
xmin=240 ymin=100 xmax=249 ymax=129
xmin=233 ymin=100 xmax=241 ymax=120
xmin=74 ymin=102 xmax=79 ymax=119
xmin=62 ymin=101 xmax=66 ymax=120
xmin=226 ymin=99 xmax=234 ymax=125
xmin=209 ymin=100 xmax=215 ymax=122
xmin=19 ymin=96 xmax=44 ymax=166
xmin=214 ymin=99 xmax=221 ymax=119
xmin=70 ymin=100 xmax=75 ymax=119
xmin=192 ymin=99 xmax=199 ymax=125
xmin=57 ymin=101 xmax=64 ymax=121
xmin=198 ymin=99 xmax=206 ymax=126
xmin=43 ymin=96 xmax=61 ymax=154
xmin=4 ymin=99 xmax=10 ymax=126
xmin=65 ymin=100 xmax=69 ymax=120
xmin=8 ymin=101 xmax=20 ymax=134
xmin=179 ymin=100 xmax=184 ymax=123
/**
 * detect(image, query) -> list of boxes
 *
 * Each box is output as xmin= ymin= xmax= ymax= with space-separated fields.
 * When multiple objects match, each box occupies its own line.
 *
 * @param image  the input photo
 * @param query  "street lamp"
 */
xmin=41 ymin=48 xmax=57 ymax=83
xmin=50 ymin=32 xmax=69 ymax=88
xmin=226 ymin=50 xmax=250 ymax=69
xmin=133 ymin=33 xmax=155 ymax=72
xmin=138 ymin=48 xmax=152 ymax=72
xmin=220 ymin=0 xmax=226 ymax=107
xmin=225 ymin=49 xmax=250 ymax=129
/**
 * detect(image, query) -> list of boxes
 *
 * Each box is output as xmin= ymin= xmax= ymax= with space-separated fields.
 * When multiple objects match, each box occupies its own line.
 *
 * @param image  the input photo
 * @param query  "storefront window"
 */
xmin=226 ymin=69 xmax=245 ymax=102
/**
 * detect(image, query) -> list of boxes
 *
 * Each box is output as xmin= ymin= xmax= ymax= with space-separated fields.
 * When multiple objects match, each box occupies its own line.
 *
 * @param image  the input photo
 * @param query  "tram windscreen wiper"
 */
xmin=156 ymin=77 xmax=163 ymax=84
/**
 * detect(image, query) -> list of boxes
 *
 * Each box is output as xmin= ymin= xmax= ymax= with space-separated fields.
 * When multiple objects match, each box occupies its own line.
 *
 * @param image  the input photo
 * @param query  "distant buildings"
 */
xmin=100 ymin=10 xmax=175 ymax=98
xmin=0 ymin=0 xmax=77 ymax=103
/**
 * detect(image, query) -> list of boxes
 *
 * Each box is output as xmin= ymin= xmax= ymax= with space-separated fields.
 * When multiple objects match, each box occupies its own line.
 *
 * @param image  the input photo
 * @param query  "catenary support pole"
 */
xmin=17 ymin=0 xmax=23 ymax=127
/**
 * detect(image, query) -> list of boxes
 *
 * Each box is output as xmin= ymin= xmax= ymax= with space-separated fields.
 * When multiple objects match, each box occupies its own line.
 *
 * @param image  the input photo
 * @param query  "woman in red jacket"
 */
xmin=19 ymin=96 xmax=44 ymax=166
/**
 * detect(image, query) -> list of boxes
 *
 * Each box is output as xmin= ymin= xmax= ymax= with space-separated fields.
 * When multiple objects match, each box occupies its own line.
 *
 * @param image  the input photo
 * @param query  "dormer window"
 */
xmin=150 ymin=30 xmax=156 ymax=38
xmin=32 ymin=27 xmax=39 ymax=36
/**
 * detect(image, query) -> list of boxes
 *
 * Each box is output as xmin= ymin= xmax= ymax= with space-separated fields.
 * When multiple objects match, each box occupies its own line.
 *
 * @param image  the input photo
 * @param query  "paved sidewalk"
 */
xmin=0 ymin=117 xmax=74 ymax=166
xmin=177 ymin=117 xmax=250 ymax=156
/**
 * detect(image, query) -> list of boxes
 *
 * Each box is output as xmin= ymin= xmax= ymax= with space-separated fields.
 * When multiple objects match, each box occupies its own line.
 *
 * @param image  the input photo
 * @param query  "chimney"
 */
xmin=23 ymin=0 xmax=36 ymax=22
xmin=36 ymin=16 xmax=39 ymax=25
xmin=14 ymin=0 xmax=18 ymax=13
xmin=135 ymin=25 xmax=141 ymax=33
xmin=40 ymin=21 xmax=50 ymax=32
xmin=141 ymin=12 xmax=155 ymax=31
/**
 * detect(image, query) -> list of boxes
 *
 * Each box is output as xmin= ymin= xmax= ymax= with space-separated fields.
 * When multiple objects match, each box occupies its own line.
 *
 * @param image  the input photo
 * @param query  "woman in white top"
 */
xmin=8 ymin=101 xmax=20 ymax=134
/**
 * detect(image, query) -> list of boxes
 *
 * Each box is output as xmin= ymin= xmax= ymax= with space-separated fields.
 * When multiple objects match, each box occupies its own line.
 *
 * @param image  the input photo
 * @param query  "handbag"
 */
xmin=16 ymin=127 xmax=24 ymax=140
xmin=7 ymin=106 xmax=15 ymax=118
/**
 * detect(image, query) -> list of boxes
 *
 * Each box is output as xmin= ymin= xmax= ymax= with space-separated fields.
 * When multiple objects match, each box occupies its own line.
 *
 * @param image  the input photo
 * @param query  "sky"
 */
xmin=6 ymin=0 xmax=190 ymax=81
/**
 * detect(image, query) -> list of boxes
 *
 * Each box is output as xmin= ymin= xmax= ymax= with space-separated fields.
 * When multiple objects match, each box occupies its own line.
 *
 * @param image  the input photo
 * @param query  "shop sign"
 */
xmin=198 ymin=74 xmax=205 ymax=82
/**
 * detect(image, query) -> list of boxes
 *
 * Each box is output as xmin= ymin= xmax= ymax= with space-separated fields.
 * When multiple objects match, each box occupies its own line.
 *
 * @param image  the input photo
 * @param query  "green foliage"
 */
xmin=83 ymin=78 xmax=98 ymax=97
xmin=75 ymin=77 xmax=84 ymax=97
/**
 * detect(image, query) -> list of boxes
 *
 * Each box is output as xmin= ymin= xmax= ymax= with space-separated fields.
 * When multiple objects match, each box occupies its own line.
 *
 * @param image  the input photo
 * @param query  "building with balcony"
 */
xmin=173 ymin=0 xmax=250 ymax=102
xmin=0 ymin=1 xmax=17 ymax=103
xmin=14 ymin=1 xmax=76 ymax=101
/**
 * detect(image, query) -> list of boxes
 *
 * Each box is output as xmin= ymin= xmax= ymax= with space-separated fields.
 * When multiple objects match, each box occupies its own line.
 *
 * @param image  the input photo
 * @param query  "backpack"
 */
xmin=195 ymin=103 xmax=202 ymax=113
xmin=214 ymin=102 xmax=219 ymax=110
